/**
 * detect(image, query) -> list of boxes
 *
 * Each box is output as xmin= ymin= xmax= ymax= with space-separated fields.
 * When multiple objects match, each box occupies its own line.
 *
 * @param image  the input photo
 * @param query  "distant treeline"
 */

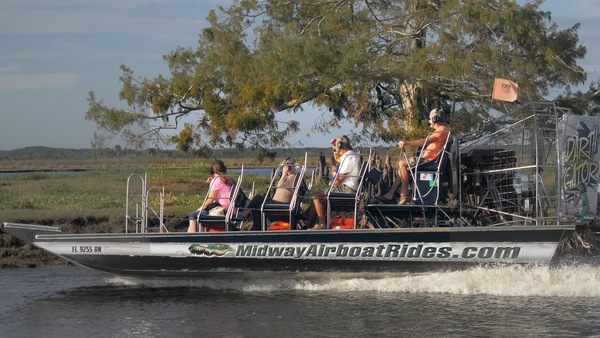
xmin=0 ymin=146 xmax=360 ymax=162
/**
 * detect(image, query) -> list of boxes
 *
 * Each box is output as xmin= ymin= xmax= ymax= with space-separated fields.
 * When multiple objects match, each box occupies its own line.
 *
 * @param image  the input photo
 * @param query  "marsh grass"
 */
xmin=0 ymin=163 xmax=273 ymax=225
xmin=0 ymin=153 xmax=326 ymax=267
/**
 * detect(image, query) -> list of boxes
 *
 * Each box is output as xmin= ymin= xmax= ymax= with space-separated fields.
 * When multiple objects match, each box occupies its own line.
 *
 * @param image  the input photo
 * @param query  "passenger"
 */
xmin=376 ymin=108 xmax=450 ymax=205
xmin=330 ymin=148 xmax=341 ymax=179
xmin=187 ymin=160 xmax=234 ymax=232
xmin=240 ymin=158 xmax=298 ymax=230
xmin=304 ymin=135 xmax=361 ymax=230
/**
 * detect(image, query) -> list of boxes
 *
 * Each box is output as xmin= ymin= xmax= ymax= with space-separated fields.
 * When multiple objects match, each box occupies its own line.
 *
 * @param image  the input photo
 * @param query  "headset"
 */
xmin=209 ymin=160 xmax=227 ymax=175
xmin=430 ymin=108 xmax=444 ymax=123
xmin=336 ymin=135 xmax=351 ymax=150
xmin=283 ymin=157 xmax=295 ymax=170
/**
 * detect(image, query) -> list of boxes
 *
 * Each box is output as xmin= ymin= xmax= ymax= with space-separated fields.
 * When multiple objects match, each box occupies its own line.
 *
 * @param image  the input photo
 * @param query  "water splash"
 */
xmin=107 ymin=264 xmax=600 ymax=297
xmin=303 ymin=265 xmax=600 ymax=297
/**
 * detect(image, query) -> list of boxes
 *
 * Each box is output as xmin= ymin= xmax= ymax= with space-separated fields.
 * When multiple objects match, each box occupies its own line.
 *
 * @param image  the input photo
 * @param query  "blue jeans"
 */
xmin=189 ymin=209 xmax=209 ymax=220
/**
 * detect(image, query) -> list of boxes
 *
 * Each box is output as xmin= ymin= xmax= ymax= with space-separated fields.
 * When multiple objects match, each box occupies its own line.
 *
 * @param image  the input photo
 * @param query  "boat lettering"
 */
xmin=71 ymin=245 xmax=101 ymax=253
xmin=234 ymin=244 xmax=521 ymax=260
xmin=461 ymin=246 xmax=520 ymax=259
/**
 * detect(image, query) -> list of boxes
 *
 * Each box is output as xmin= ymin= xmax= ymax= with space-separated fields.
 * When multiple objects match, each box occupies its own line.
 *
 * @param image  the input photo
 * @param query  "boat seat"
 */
xmin=259 ymin=155 xmax=308 ymax=230
xmin=410 ymin=134 xmax=454 ymax=206
xmin=198 ymin=168 xmax=249 ymax=232
xmin=326 ymin=151 xmax=372 ymax=229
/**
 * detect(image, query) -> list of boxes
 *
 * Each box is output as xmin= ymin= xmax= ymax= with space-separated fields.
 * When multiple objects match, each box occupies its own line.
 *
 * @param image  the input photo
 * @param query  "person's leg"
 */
xmin=398 ymin=159 xmax=410 ymax=204
xmin=315 ymin=199 xmax=328 ymax=226
xmin=304 ymin=204 xmax=318 ymax=228
xmin=187 ymin=210 xmax=199 ymax=232
xmin=305 ymin=190 xmax=325 ymax=228
xmin=380 ymin=177 xmax=401 ymax=200
xmin=187 ymin=220 xmax=197 ymax=232
xmin=380 ymin=158 xmax=408 ymax=200
xmin=310 ymin=190 xmax=327 ymax=229
xmin=198 ymin=209 xmax=210 ymax=232
xmin=399 ymin=159 xmax=410 ymax=196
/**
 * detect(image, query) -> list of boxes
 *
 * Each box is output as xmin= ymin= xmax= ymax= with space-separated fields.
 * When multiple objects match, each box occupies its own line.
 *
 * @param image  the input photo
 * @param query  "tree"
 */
xmin=86 ymin=0 xmax=586 ymax=155
xmin=556 ymin=80 xmax=600 ymax=116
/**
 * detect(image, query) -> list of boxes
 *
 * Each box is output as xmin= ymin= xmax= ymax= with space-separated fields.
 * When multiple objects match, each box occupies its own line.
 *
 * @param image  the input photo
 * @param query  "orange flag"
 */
xmin=492 ymin=78 xmax=518 ymax=102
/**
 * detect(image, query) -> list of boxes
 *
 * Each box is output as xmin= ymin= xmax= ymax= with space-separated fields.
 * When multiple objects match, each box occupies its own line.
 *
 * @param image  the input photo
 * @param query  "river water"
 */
xmin=1 ymin=264 xmax=600 ymax=337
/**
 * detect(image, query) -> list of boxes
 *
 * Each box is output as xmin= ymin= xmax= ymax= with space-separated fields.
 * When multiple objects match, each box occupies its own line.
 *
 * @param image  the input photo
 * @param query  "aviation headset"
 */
xmin=283 ymin=157 xmax=296 ymax=170
xmin=336 ymin=135 xmax=352 ymax=150
xmin=430 ymin=108 xmax=444 ymax=123
xmin=208 ymin=160 xmax=227 ymax=175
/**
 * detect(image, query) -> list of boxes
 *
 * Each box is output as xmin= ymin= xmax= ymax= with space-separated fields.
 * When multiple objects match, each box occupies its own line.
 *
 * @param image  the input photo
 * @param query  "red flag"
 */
xmin=492 ymin=78 xmax=518 ymax=102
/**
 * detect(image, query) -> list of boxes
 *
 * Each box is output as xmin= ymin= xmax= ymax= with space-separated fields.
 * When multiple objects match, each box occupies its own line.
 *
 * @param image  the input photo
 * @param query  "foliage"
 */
xmin=556 ymin=80 xmax=600 ymax=116
xmin=86 ymin=0 xmax=587 ymax=153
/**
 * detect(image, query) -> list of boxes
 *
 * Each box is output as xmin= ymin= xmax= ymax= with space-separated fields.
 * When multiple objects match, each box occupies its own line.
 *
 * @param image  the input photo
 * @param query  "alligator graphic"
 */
xmin=188 ymin=243 xmax=234 ymax=257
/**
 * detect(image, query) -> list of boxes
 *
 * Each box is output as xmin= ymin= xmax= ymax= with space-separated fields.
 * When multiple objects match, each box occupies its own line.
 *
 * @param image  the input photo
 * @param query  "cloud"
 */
xmin=0 ymin=72 xmax=79 ymax=90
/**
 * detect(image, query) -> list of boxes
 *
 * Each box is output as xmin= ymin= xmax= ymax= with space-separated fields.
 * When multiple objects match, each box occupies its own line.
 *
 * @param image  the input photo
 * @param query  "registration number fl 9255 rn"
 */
xmin=71 ymin=245 xmax=101 ymax=253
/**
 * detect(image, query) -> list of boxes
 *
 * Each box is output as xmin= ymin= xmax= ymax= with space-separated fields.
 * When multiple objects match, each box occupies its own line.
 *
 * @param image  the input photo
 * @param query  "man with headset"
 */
xmin=376 ymin=108 xmax=450 ymax=205
xmin=304 ymin=135 xmax=360 ymax=230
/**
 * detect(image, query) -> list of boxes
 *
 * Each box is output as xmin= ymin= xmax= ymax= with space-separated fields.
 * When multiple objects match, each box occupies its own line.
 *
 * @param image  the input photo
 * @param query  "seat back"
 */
xmin=260 ymin=154 xmax=308 ymax=230
xmin=326 ymin=150 xmax=372 ymax=229
xmin=412 ymin=133 xmax=453 ymax=205
xmin=198 ymin=166 xmax=246 ymax=232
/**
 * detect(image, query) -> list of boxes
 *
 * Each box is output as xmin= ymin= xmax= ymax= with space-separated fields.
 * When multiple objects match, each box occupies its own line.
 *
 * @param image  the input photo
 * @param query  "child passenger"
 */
xmin=187 ymin=160 xmax=234 ymax=232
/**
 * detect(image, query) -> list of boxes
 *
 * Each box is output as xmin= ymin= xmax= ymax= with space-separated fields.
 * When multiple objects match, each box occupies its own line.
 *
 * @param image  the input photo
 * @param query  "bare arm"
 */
xmin=398 ymin=138 xmax=426 ymax=149
xmin=332 ymin=172 xmax=347 ymax=186
xmin=277 ymin=165 xmax=291 ymax=186
xmin=199 ymin=189 xmax=217 ymax=210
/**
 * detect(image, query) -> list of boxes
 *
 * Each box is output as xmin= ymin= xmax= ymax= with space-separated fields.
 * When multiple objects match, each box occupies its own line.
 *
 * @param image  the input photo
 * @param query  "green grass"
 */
xmin=0 ymin=166 xmax=272 ymax=223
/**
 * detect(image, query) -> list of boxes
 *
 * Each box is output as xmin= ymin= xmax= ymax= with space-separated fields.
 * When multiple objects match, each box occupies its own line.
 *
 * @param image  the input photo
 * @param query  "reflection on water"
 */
xmin=2 ymin=264 xmax=600 ymax=337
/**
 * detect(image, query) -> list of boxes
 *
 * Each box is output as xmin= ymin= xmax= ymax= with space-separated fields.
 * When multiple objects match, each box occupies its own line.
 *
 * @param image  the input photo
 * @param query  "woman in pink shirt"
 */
xmin=187 ymin=160 xmax=234 ymax=232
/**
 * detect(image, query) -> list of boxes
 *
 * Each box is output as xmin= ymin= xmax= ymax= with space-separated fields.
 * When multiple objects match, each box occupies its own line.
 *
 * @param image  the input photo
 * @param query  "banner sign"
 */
xmin=560 ymin=115 xmax=600 ymax=221
xmin=492 ymin=78 xmax=518 ymax=102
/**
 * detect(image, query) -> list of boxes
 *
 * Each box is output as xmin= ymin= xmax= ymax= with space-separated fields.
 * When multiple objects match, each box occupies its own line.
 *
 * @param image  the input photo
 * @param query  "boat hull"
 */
xmin=2 ymin=222 xmax=574 ymax=277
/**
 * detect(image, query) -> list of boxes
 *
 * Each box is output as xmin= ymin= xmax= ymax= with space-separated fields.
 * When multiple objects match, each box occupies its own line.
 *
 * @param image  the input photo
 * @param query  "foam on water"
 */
xmin=303 ymin=265 xmax=600 ymax=297
xmin=106 ymin=264 xmax=600 ymax=297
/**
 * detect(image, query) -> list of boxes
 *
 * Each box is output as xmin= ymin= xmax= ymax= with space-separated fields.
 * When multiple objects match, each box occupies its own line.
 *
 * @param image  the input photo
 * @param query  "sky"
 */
xmin=0 ymin=0 xmax=599 ymax=151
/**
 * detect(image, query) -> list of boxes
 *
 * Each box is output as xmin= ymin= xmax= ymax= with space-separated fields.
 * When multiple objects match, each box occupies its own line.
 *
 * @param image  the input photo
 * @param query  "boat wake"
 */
xmin=106 ymin=263 xmax=600 ymax=297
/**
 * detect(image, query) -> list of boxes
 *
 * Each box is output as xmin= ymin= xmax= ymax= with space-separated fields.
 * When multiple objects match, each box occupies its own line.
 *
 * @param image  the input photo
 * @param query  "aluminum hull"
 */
xmin=2 ymin=222 xmax=574 ymax=277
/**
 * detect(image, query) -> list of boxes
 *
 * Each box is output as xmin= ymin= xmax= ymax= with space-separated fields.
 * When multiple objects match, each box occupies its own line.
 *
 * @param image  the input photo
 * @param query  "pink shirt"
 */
xmin=209 ymin=176 xmax=232 ymax=209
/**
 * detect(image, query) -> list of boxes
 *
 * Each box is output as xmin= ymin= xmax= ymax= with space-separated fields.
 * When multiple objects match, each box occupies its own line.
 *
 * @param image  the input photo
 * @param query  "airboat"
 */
xmin=2 ymin=101 xmax=598 ymax=277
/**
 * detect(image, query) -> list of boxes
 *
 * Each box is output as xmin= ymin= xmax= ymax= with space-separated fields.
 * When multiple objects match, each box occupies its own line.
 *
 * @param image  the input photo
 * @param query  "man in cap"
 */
xmin=376 ymin=108 xmax=450 ymax=205
xmin=304 ymin=135 xmax=360 ymax=229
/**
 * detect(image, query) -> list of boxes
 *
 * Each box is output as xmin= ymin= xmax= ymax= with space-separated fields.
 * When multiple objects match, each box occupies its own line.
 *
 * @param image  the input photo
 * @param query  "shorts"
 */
xmin=328 ymin=184 xmax=356 ymax=194
xmin=189 ymin=209 xmax=209 ymax=220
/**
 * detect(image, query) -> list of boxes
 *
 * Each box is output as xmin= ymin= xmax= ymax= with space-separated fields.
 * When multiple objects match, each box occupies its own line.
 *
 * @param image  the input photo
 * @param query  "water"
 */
xmin=2 ymin=264 xmax=600 ymax=337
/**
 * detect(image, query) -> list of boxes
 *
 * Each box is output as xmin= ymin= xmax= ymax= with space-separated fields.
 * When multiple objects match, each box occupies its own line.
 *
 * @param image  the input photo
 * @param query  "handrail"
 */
xmin=326 ymin=149 xmax=372 ymax=229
